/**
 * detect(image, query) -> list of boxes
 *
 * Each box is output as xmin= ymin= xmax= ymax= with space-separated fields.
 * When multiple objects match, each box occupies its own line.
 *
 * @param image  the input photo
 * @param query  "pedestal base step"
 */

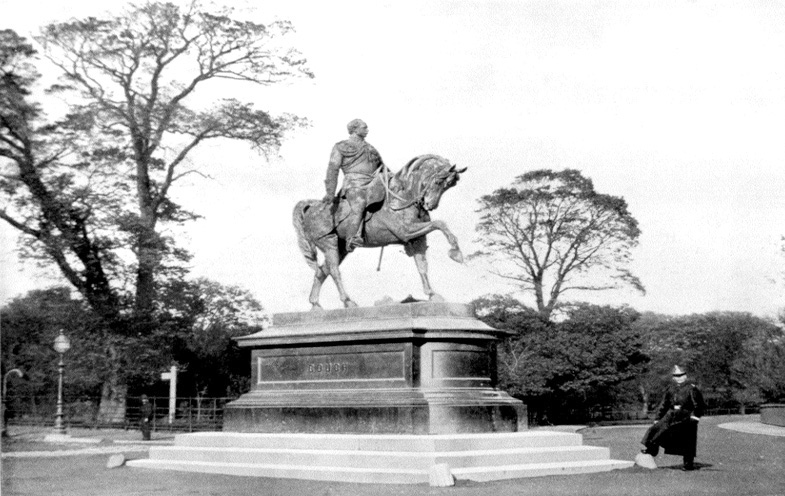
xmin=126 ymin=431 xmax=633 ymax=484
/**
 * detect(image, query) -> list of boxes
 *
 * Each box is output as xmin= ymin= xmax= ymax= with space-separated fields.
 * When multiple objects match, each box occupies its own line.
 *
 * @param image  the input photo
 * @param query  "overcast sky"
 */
xmin=2 ymin=0 xmax=784 ymax=318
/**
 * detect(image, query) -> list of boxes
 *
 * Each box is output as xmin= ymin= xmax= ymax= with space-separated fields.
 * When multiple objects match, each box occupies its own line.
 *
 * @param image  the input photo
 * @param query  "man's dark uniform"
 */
xmin=641 ymin=380 xmax=705 ymax=469
xmin=324 ymin=136 xmax=386 ymax=248
xmin=140 ymin=397 xmax=153 ymax=441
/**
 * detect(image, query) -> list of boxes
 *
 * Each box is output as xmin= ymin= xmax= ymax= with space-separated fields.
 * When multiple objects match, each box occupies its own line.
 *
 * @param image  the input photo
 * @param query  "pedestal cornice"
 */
xmin=236 ymin=302 xmax=509 ymax=348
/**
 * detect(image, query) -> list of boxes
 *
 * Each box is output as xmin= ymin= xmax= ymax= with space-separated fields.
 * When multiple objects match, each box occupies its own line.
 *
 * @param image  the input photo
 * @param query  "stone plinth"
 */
xmin=223 ymin=302 xmax=525 ymax=434
xmin=761 ymin=404 xmax=785 ymax=427
xmin=127 ymin=431 xmax=635 ymax=484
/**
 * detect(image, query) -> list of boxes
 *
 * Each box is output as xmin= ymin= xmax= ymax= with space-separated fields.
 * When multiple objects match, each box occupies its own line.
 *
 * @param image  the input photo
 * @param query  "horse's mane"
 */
xmin=386 ymin=154 xmax=455 ymax=202
xmin=396 ymin=154 xmax=445 ymax=181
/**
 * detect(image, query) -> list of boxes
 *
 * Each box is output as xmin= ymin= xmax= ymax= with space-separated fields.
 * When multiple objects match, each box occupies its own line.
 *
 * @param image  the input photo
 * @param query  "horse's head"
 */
xmin=411 ymin=156 xmax=466 ymax=211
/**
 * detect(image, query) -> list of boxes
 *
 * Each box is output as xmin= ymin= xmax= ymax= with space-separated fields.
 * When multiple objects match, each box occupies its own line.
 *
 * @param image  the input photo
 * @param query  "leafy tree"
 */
xmin=0 ymin=3 xmax=311 ymax=419
xmin=472 ymin=294 xmax=551 ymax=398
xmin=1 ymin=280 xmax=265 ymax=421
xmin=473 ymin=169 xmax=644 ymax=321
xmin=541 ymin=303 xmax=645 ymax=418
xmin=474 ymin=296 xmax=645 ymax=422
xmin=689 ymin=312 xmax=784 ymax=408
xmin=630 ymin=312 xmax=698 ymax=414
xmin=1 ymin=29 xmax=123 ymax=324
xmin=751 ymin=312 xmax=785 ymax=402
xmin=0 ymin=287 xmax=106 ymax=403
xmin=632 ymin=311 xmax=783 ymax=410
xmin=158 ymin=278 xmax=266 ymax=398
xmin=34 ymin=1 xmax=312 ymax=314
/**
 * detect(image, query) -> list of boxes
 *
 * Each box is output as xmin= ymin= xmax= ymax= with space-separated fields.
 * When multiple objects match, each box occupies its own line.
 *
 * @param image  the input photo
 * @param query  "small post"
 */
xmin=2 ymin=369 xmax=23 ymax=437
xmin=376 ymin=246 xmax=385 ymax=271
xmin=160 ymin=365 xmax=177 ymax=424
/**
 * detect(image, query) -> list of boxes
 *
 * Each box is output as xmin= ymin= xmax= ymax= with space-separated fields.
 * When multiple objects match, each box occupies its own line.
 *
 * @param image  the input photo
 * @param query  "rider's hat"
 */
xmin=671 ymin=365 xmax=686 ymax=376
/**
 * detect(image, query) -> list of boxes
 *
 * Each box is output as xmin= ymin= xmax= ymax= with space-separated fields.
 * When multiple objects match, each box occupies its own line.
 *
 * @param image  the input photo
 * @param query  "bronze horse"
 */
xmin=293 ymin=154 xmax=467 ymax=309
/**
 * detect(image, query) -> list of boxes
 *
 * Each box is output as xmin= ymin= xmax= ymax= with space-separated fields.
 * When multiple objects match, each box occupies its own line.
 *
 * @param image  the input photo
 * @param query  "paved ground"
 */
xmin=2 ymin=415 xmax=784 ymax=495
xmin=717 ymin=420 xmax=785 ymax=437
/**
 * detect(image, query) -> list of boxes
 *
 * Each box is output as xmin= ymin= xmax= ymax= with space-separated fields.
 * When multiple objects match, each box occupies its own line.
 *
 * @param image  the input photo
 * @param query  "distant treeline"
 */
xmin=3 ymin=287 xmax=784 ymax=426
xmin=474 ymin=295 xmax=785 ymax=424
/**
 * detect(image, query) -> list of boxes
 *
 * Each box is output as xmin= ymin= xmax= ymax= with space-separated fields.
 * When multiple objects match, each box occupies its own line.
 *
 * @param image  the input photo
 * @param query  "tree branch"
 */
xmin=0 ymin=209 xmax=41 ymax=237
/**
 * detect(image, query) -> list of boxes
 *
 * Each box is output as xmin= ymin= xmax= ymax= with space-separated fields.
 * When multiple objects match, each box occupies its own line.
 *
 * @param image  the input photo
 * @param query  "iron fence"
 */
xmin=527 ymin=404 xmax=761 ymax=426
xmin=2 ymin=395 xmax=236 ymax=432
xmin=2 ymin=395 xmax=763 ymax=431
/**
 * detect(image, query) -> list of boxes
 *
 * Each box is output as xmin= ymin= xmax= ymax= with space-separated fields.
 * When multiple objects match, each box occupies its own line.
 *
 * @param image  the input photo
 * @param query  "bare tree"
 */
xmin=473 ymin=169 xmax=644 ymax=321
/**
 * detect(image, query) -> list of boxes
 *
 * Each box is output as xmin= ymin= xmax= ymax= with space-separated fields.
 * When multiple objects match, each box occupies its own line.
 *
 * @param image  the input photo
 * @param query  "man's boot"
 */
xmin=347 ymin=221 xmax=365 ymax=251
xmin=347 ymin=236 xmax=363 ymax=251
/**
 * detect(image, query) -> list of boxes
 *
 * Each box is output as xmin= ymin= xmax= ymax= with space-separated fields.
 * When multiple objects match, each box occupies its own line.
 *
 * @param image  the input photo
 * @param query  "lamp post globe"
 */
xmin=52 ymin=330 xmax=70 ymax=435
xmin=54 ymin=331 xmax=71 ymax=354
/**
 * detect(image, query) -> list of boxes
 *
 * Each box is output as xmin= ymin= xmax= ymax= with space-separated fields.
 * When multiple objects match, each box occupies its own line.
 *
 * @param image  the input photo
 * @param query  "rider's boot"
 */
xmin=347 ymin=236 xmax=364 ymax=251
xmin=347 ymin=223 xmax=365 ymax=251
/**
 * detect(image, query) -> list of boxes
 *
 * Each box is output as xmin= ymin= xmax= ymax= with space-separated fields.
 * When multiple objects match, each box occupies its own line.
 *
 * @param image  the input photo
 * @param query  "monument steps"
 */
xmin=127 ymin=459 xmax=431 ymax=484
xmin=175 ymin=430 xmax=583 ymax=450
xmin=139 ymin=444 xmax=610 ymax=469
xmin=451 ymin=459 xmax=637 ymax=482
xmin=127 ymin=431 xmax=634 ymax=484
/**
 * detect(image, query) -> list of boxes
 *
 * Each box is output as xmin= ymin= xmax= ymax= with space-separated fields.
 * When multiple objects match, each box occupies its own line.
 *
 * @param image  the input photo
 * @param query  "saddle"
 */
xmin=333 ymin=169 xmax=389 ymax=224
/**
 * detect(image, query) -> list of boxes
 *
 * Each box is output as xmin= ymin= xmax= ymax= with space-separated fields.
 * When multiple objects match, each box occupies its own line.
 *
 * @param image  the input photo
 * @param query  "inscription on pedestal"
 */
xmin=255 ymin=350 xmax=405 ymax=384
xmin=307 ymin=361 xmax=349 ymax=376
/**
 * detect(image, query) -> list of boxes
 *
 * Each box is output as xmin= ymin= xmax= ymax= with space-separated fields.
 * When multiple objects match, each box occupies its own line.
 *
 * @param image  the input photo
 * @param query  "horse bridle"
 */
xmin=386 ymin=163 xmax=450 ymax=212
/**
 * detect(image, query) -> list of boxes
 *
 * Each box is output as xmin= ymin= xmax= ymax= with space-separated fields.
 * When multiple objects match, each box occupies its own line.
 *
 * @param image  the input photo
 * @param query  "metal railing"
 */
xmin=2 ymin=395 xmax=236 ymax=432
xmin=3 ymin=395 xmax=764 ymax=431
xmin=527 ymin=404 xmax=762 ymax=426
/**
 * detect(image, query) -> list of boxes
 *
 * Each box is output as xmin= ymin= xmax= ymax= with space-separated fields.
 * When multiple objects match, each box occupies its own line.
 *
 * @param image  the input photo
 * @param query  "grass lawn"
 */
xmin=2 ymin=415 xmax=783 ymax=496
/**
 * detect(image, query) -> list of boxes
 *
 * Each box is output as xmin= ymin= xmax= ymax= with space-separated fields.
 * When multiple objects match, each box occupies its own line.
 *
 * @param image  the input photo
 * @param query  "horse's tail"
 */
xmin=292 ymin=200 xmax=320 ymax=272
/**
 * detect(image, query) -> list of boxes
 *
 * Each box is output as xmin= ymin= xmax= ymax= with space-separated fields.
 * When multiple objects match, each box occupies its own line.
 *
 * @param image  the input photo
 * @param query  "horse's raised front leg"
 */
xmin=398 ymin=219 xmax=464 ymax=264
xmin=405 ymin=237 xmax=444 ymax=302
xmin=315 ymin=235 xmax=357 ymax=309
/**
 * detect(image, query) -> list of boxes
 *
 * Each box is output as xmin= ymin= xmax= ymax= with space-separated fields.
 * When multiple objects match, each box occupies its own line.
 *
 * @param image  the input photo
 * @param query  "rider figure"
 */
xmin=323 ymin=119 xmax=387 ymax=251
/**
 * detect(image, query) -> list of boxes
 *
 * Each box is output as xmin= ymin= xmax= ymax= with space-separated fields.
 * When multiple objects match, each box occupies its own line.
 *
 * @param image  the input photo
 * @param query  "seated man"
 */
xmin=323 ymin=118 xmax=388 ymax=251
xmin=640 ymin=365 xmax=705 ymax=471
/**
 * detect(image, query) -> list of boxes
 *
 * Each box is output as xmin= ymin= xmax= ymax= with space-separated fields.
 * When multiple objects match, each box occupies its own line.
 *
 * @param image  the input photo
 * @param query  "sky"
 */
xmin=2 ymin=0 xmax=784 ymax=319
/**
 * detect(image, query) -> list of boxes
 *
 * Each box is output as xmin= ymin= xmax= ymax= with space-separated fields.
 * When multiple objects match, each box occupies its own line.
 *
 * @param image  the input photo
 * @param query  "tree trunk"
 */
xmin=533 ymin=277 xmax=551 ymax=321
xmin=97 ymin=342 xmax=127 ymax=425
xmin=135 ymin=228 xmax=159 ymax=315
xmin=134 ymin=149 xmax=159 ymax=316
xmin=639 ymin=384 xmax=649 ymax=416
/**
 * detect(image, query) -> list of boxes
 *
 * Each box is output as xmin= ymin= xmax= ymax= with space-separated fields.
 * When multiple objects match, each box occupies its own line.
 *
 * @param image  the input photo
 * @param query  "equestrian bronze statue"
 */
xmin=293 ymin=153 xmax=467 ymax=309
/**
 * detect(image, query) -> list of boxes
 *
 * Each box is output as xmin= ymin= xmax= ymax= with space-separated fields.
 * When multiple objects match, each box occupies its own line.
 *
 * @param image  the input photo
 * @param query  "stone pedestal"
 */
xmin=761 ymin=404 xmax=785 ymax=427
xmin=131 ymin=303 xmax=635 ymax=483
xmin=223 ymin=302 xmax=526 ymax=434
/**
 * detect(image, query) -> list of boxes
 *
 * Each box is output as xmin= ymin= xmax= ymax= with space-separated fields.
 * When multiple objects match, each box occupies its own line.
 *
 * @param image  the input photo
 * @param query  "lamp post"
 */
xmin=52 ymin=330 xmax=71 ymax=435
xmin=2 ymin=368 xmax=23 ymax=437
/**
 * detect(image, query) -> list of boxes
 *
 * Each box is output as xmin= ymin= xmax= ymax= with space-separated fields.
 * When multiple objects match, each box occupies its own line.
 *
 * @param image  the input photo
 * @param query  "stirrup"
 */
xmin=347 ymin=236 xmax=364 ymax=250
